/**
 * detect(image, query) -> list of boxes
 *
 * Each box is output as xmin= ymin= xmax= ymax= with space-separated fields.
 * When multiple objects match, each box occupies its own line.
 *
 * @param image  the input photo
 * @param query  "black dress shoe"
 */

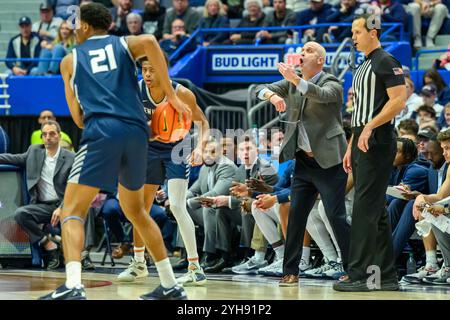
xmin=332 ymin=278 xmax=373 ymax=292
xmin=333 ymin=278 xmax=400 ymax=292
xmin=81 ymin=255 xmax=95 ymax=271
xmin=46 ymin=249 xmax=61 ymax=270
xmin=173 ymin=258 xmax=189 ymax=270
xmin=200 ymin=254 xmax=218 ymax=269
xmin=204 ymin=258 xmax=229 ymax=273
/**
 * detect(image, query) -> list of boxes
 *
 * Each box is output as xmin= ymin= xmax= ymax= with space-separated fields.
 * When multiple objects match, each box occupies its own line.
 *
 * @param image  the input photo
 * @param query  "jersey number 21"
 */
xmin=89 ymin=44 xmax=117 ymax=74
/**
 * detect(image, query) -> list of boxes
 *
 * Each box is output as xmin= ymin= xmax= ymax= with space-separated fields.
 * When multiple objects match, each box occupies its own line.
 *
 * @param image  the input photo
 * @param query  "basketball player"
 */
xmin=117 ymin=57 xmax=210 ymax=286
xmin=39 ymin=3 xmax=189 ymax=300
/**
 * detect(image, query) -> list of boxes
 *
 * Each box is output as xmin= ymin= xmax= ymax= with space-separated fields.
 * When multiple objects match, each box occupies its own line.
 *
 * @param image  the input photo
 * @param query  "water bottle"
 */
xmin=406 ymin=253 xmax=416 ymax=275
xmin=252 ymin=124 xmax=260 ymax=156
xmin=293 ymin=31 xmax=299 ymax=44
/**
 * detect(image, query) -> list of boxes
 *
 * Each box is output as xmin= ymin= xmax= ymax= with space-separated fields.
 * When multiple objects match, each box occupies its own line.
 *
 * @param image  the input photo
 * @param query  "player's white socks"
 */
xmin=155 ymin=258 xmax=177 ymax=289
xmin=65 ymin=261 xmax=82 ymax=289
xmin=302 ymin=246 xmax=311 ymax=263
xmin=134 ymin=246 xmax=146 ymax=263
xmin=273 ymin=245 xmax=285 ymax=261
xmin=426 ymin=250 xmax=437 ymax=266
xmin=168 ymin=179 xmax=199 ymax=262
xmin=254 ymin=250 xmax=266 ymax=262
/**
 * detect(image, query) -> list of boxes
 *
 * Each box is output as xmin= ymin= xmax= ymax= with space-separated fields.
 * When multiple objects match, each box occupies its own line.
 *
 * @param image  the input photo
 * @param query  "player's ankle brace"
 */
xmin=62 ymin=216 xmax=85 ymax=226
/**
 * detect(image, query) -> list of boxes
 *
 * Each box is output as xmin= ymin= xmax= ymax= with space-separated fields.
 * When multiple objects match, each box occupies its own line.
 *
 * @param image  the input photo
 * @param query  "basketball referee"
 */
xmin=333 ymin=14 xmax=406 ymax=292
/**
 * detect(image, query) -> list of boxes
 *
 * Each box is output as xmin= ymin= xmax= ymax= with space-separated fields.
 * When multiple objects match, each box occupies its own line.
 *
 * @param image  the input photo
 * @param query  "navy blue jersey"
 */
xmin=72 ymin=35 xmax=147 ymax=130
xmin=139 ymin=79 xmax=180 ymax=122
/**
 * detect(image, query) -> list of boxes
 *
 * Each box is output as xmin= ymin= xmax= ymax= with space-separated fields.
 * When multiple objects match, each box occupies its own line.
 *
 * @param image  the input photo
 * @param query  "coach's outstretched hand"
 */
xmin=269 ymin=94 xmax=286 ymax=112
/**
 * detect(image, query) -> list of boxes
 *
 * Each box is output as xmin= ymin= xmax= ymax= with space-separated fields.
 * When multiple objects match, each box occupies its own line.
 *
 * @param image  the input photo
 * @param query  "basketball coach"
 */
xmin=333 ymin=14 xmax=407 ymax=292
xmin=256 ymin=41 xmax=350 ymax=286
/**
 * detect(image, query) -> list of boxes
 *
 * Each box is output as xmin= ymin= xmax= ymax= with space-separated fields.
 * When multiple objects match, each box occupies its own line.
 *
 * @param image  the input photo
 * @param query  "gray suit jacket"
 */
xmin=230 ymin=158 xmax=279 ymax=210
xmin=187 ymin=157 xmax=238 ymax=209
xmin=256 ymin=71 xmax=347 ymax=169
xmin=0 ymin=144 xmax=75 ymax=205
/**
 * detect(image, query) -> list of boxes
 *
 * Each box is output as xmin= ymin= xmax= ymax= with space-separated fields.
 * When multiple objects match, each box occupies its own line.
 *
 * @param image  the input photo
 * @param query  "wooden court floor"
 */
xmin=0 ymin=269 xmax=449 ymax=300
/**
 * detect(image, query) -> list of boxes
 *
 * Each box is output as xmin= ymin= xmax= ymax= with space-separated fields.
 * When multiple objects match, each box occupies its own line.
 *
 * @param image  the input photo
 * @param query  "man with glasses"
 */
xmin=0 ymin=120 xmax=75 ymax=269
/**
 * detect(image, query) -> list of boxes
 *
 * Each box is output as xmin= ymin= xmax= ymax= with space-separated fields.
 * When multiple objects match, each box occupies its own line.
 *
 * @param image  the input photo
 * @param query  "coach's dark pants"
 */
xmin=348 ymin=125 xmax=397 ymax=281
xmin=14 ymin=201 xmax=60 ymax=244
xmin=283 ymin=150 xmax=350 ymax=276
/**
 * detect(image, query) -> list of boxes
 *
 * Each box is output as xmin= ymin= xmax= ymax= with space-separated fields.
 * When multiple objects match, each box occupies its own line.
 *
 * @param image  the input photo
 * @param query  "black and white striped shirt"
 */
xmin=351 ymin=48 xmax=405 ymax=128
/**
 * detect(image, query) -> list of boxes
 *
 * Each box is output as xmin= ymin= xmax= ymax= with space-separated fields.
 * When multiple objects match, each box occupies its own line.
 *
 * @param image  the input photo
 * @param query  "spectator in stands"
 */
xmin=126 ymin=12 xmax=144 ymax=35
xmin=6 ymin=17 xmax=41 ymax=76
xmin=49 ymin=0 xmax=81 ymax=20
xmin=417 ymin=105 xmax=438 ymax=130
xmin=423 ymin=69 xmax=450 ymax=106
xmin=221 ymin=136 xmax=238 ymax=164
xmin=160 ymin=19 xmax=198 ymax=64
xmin=162 ymin=0 xmax=201 ymax=39
xmin=255 ymin=0 xmax=295 ymax=44
xmin=417 ymin=128 xmax=436 ymax=157
xmin=420 ymin=84 xmax=444 ymax=114
xmin=0 ymin=120 xmax=75 ymax=270
xmin=323 ymin=0 xmax=358 ymax=43
xmin=396 ymin=77 xmax=423 ymax=123
xmin=141 ymin=0 xmax=166 ymax=40
xmin=109 ymin=0 xmax=133 ymax=36
xmin=31 ymin=109 xmax=73 ymax=149
xmin=0 ymin=125 xmax=9 ymax=154
xmin=102 ymin=193 xmax=175 ymax=258
xmin=30 ymin=21 xmax=76 ymax=75
xmin=342 ymin=86 xmax=353 ymax=121
xmin=295 ymin=0 xmax=333 ymax=43
xmin=32 ymin=2 xmax=63 ymax=43
xmin=369 ymin=0 xmax=408 ymax=41
xmin=226 ymin=0 xmax=266 ymax=44
xmin=198 ymin=0 xmax=230 ymax=46
xmin=93 ymin=0 xmax=116 ymax=8
xmin=222 ymin=0 xmax=244 ymax=19
xmin=185 ymin=139 xmax=238 ymax=270
xmin=397 ymin=118 xmax=419 ymax=138
xmin=441 ymin=103 xmax=450 ymax=130
xmin=408 ymin=0 xmax=448 ymax=48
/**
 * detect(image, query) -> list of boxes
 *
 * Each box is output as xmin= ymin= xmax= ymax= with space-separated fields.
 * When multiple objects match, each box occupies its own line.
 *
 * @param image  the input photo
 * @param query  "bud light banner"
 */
xmin=207 ymin=48 xmax=284 ymax=75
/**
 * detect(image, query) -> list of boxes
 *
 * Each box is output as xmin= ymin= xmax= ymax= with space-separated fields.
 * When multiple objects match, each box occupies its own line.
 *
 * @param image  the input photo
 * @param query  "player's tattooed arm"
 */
xmin=60 ymin=54 xmax=84 ymax=129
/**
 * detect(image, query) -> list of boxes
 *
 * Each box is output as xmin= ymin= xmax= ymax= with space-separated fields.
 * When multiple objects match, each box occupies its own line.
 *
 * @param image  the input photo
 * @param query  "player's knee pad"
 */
xmin=62 ymin=215 xmax=85 ymax=226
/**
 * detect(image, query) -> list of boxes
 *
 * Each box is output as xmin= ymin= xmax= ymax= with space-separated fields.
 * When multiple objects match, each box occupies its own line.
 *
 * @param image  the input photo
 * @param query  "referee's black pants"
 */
xmin=283 ymin=150 xmax=350 ymax=276
xmin=348 ymin=125 xmax=397 ymax=281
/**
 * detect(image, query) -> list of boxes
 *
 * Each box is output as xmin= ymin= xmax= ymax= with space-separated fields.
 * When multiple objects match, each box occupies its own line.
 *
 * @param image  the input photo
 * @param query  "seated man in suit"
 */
xmin=0 ymin=120 xmax=75 ymax=269
xmin=0 ymin=124 xmax=8 ymax=154
xmin=214 ymin=135 xmax=278 ymax=274
xmin=185 ymin=139 xmax=238 ymax=270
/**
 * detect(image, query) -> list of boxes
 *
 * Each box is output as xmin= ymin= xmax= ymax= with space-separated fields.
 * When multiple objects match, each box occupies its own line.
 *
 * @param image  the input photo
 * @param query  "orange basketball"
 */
xmin=151 ymin=101 xmax=192 ymax=143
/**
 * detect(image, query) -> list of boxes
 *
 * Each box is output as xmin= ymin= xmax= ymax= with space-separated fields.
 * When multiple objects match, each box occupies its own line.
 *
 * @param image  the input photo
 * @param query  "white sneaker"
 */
xmin=298 ymin=258 xmax=312 ymax=273
xmin=117 ymin=258 xmax=149 ymax=282
xmin=401 ymin=263 xmax=439 ymax=284
xmin=231 ymin=256 xmax=268 ymax=275
xmin=258 ymin=258 xmax=283 ymax=277
xmin=304 ymin=260 xmax=333 ymax=278
xmin=177 ymin=265 xmax=207 ymax=286
xmin=425 ymin=36 xmax=435 ymax=48
xmin=323 ymin=261 xmax=346 ymax=280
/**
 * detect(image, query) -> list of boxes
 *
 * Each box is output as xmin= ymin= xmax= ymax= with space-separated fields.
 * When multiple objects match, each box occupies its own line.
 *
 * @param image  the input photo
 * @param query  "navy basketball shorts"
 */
xmin=146 ymin=139 xmax=190 ymax=185
xmin=68 ymin=116 xmax=148 ymax=193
